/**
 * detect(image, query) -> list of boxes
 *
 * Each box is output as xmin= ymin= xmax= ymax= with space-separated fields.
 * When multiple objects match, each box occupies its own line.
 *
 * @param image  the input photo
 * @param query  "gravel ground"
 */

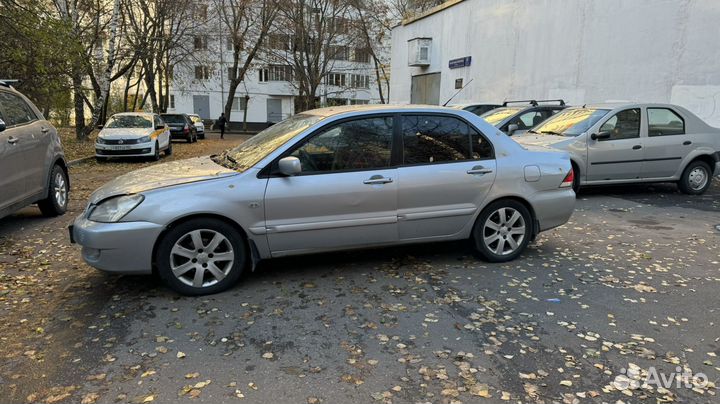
xmin=0 ymin=135 xmax=718 ymax=404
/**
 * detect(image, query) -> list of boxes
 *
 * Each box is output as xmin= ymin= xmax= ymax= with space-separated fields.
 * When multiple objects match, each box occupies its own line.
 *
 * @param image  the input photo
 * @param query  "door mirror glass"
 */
xmin=155 ymin=124 xmax=164 ymax=130
xmin=507 ymin=123 xmax=519 ymax=135
xmin=0 ymin=118 xmax=5 ymax=132
xmin=97 ymin=124 xmax=104 ymax=130
xmin=591 ymin=131 xmax=611 ymax=140
xmin=278 ymin=156 xmax=302 ymax=176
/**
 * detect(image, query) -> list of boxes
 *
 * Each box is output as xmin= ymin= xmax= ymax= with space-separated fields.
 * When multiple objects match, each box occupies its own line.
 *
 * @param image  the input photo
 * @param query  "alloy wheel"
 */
xmin=170 ymin=229 xmax=235 ymax=288
xmin=482 ymin=207 xmax=526 ymax=256
xmin=54 ymin=172 xmax=67 ymax=208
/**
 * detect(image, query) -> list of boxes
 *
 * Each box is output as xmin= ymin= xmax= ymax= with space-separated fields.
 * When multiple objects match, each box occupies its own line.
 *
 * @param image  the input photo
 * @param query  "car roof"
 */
xmin=580 ymin=102 xmax=681 ymax=110
xmin=300 ymin=104 xmax=464 ymax=118
xmin=112 ymin=112 xmax=156 ymax=117
xmin=449 ymin=103 xmax=501 ymax=109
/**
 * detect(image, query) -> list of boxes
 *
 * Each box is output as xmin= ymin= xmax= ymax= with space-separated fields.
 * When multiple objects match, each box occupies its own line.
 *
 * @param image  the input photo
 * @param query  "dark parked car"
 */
xmin=0 ymin=81 xmax=69 ymax=219
xmin=160 ymin=113 xmax=197 ymax=143
xmin=480 ymin=99 xmax=567 ymax=136
xmin=450 ymin=103 xmax=501 ymax=116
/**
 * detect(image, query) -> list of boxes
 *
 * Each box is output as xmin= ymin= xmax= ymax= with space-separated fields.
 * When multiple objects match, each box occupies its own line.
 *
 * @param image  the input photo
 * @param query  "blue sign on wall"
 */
xmin=449 ymin=56 xmax=472 ymax=69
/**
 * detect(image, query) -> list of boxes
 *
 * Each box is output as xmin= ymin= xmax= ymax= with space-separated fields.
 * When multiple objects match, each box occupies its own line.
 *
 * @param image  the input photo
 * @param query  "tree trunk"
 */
xmin=73 ymin=74 xmax=86 ymax=140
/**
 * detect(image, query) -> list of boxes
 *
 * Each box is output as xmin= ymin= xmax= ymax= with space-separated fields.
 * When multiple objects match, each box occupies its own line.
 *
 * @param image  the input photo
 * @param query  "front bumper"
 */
xmin=95 ymin=141 xmax=155 ymax=157
xmin=70 ymin=215 xmax=164 ymax=274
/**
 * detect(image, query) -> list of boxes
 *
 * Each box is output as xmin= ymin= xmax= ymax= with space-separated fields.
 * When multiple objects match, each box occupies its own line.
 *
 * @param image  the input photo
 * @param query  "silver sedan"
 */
xmin=513 ymin=103 xmax=720 ymax=194
xmin=70 ymin=105 xmax=575 ymax=295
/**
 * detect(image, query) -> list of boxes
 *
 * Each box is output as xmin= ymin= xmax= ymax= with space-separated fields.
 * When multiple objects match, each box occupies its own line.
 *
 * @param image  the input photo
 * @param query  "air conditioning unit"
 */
xmin=408 ymin=37 xmax=432 ymax=67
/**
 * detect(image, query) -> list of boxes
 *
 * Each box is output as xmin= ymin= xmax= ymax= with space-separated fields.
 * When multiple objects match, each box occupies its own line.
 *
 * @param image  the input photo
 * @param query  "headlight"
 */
xmin=88 ymin=194 xmax=144 ymax=222
xmin=138 ymin=135 xmax=151 ymax=143
xmin=96 ymin=137 xmax=107 ymax=144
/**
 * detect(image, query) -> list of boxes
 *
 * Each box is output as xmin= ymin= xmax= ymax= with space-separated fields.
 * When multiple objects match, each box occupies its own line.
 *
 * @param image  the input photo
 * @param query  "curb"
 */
xmin=68 ymin=156 xmax=94 ymax=167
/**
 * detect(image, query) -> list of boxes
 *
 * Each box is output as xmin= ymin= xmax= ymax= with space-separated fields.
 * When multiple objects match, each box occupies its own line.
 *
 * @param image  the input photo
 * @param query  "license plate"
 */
xmin=104 ymin=144 xmax=134 ymax=150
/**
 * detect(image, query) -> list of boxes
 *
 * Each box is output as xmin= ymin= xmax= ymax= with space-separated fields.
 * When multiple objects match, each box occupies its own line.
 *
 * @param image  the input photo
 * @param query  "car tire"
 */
xmin=199 ymin=133 xmax=205 ymax=139
xmin=156 ymin=218 xmax=247 ymax=295
xmin=471 ymin=199 xmax=532 ymax=263
xmin=165 ymin=141 xmax=173 ymax=156
xmin=678 ymin=160 xmax=712 ymax=195
xmin=572 ymin=164 xmax=581 ymax=195
xmin=186 ymin=135 xmax=192 ymax=143
xmin=151 ymin=141 xmax=161 ymax=161
xmin=38 ymin=165 xmax=69 ymax=217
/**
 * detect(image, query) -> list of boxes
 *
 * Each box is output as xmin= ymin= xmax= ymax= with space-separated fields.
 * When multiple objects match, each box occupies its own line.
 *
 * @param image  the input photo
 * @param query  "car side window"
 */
xmin=0 ymin=92 xmax=37 ymax=127
xmin=648 ymin=108 xmax=685 ymax=136
xmin=517 ymin=111 xmax=544 ymax=129
xmin=598 ymin=108 xmax=640 ymax=140
xmin=290 ymin=116 xmax=393 ymax=173
xmin=154 ymin=116 xmax=162 ymax=128
xmin=402 ymin=115 xmax=492 ymax=164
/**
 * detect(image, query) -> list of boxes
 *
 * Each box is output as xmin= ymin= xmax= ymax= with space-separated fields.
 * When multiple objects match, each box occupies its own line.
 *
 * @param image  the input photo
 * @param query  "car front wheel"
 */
xmin=678 ymin=160 xmax=712 ymax=195
xmin=472 ymin=199 xmax=532 ymax=262
xmin=38 ymin=164 xmax=69 ymax=217
xmin=156 ymin=218 xmax=247 ymax=295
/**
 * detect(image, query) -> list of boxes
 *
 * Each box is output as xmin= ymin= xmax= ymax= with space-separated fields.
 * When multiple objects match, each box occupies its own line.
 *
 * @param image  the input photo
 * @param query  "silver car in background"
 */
xmin=513 ymin=103 xmax=720 ymax=194
xmin=0 ymin=82 xmax=69 ymax=220
xmin=70 ymin=105 xmax=575 ymax=295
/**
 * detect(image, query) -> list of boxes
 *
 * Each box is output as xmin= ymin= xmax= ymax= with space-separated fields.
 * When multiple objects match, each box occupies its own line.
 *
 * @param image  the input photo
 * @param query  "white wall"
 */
xmin=390 ymin=0 xmax=720 ymax=126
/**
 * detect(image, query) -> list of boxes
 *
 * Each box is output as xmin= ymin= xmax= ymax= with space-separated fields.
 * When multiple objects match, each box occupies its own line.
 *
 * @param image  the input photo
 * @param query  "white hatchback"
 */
xmin=95 ymin=113 xmax=172 ymax=162
xmin=188 ymin=114 xmax=205 ymax=139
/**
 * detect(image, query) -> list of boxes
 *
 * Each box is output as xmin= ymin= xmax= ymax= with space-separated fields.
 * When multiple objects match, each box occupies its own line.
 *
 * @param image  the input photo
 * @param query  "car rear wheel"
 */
xmin=156 ymin=218 xmax=247 ymax=295
xmin=472 ymin=199 xmax=532 ymax=262
xmin=151 ymin=141 xmax=161 ymax=161
xmin=38 ymin=165 xmax=69 ymax=217
xmin=678 ymin=160 xmax=712 ymax=195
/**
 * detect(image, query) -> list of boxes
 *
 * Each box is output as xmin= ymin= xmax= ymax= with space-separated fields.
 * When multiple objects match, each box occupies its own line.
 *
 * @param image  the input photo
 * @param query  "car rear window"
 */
xmin=162 ymin=115 xmax=186 ymax=124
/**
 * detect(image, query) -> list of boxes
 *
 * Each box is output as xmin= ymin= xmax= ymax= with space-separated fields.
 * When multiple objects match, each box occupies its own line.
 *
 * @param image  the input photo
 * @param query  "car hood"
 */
xmin=89 ymin=156 xmax=237 ymax=204
xmin=98 ymin=128 xmax=152 ymax=139
xmin=512 ymin=133 xmax=571 ymax=148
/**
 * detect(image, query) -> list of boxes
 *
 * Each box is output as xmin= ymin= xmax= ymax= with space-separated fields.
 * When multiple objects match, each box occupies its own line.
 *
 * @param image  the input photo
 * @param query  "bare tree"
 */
xmin=215 ymin=0 xmax=280 ymax=122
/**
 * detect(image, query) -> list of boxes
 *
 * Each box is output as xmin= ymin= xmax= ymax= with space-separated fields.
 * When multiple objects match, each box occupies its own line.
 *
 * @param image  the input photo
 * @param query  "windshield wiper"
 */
xmin=540 ymin=130 xmax=563 ymax=136
xmin=528 ymin=129 xmax=539 ymax=134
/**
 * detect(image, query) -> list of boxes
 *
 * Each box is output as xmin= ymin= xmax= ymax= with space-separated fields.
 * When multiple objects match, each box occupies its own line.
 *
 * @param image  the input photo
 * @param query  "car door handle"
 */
xmin=363 ymin=175 xmax=393 ymax=185
xmin=7 ymin=136 xmax=18 ymax=144
xmin=632 ymin=145 xmax=642 ymax=150
xmin=467 ymin=166 xmax=493 ymax=175
xmin=683 ymin=140 xmax=692 ymax=145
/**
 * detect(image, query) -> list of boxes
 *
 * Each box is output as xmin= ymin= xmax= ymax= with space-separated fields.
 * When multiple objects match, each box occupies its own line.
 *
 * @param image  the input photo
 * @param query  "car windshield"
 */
xmin=106 ymin=115 xmax=152 ymax=129
xmin=213 ymin=113 xmax=322 ymax=172
xmin=189 ymin=116 xmax=202 ymax=123
xmin=531 ymin=108 xmax=610 ymax=136
xmin=162 ymin=115 xmax=185 ymax=124
xmin=479 ymin=107 xmax=524 ymax=126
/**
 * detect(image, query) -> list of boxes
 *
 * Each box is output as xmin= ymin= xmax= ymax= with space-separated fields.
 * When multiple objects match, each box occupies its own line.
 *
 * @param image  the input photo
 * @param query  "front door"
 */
xmin=586 ymin=108 xmax=644 ymax=181
xmin=264 ymin=115 xmax=397 ymax=255
xmin=0 ymin=91 xmax=41 ymax=202
xmin=193 ymin=95 xmax=210 ymax=119
xmin=396 ymin=114 xmax=496 ymax=239
xmin=266 ymin=99 xmax=282 ymax=123
xmin=641 ymin=107 xmax=689 ymax=178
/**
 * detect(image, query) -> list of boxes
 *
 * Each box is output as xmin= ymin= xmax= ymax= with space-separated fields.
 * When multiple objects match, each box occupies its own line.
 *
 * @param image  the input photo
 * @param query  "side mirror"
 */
xmin=0 ymin=119 xmax=5 ymax=132
xmin=155 ymin=124 xmax=163 ymax=130
xmin=97 ymin=124 xmax=104 ymax=130
xmin=507 ymin=123 xmax=519 ymax=135
xmin=278 ymin=156 xmax=301 ymax=176
xmin=591 ymin=131 xmax=611 ymax=141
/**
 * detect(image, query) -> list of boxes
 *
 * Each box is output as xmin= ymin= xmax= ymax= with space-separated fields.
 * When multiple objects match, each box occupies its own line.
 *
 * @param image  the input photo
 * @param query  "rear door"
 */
xmin=586 ymin=108 xmax=644 ymax=181
xmin=641 ymin=107 xmax=689 ymax=178
xmin=264 ymin=115 xmax=398 ymax=255
xmin=0 ymin=107 xmax=25 ymax=209
xmin=0 ymin=91 xmax=42 ymax=201
xmin=396 ymin=114 xmax=496 ymax=240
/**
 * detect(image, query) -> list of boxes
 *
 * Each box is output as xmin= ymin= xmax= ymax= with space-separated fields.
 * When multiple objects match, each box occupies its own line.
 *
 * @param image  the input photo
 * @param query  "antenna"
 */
xmin=442 ymin=78 xmax=474 ymax=107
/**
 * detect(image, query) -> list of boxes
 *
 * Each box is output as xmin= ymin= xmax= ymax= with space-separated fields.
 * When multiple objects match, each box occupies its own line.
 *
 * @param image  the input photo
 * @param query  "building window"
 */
xmin=194 ymin=36 xmax=208 ymax=50
xmin=331 ymin=17 xmax=349 ymax=35
xmin=267 ymin=33 xmax=291 ymax=51
xmin=228 ymin=67 xmax=236 ymax=80
xmin=353 ymin=48 xmax=370 ymax=63
xmin=349 ymin=74 xmax=369 ymax=89
xmin=349 ymin=99 xmax=369 ymax=105
xmin=226 ymin=37 xmax=233 ymax=51
xmin=169 ymin=95 xmax=175 ymax=109
xmin=259 ymin=64 xmax=293 ymax=82
xmin=195 ymin=66 xmax=210 ymax=80
xmin=231 ymin=97 xmax=247 ymax=111
xmin=195 ymin=4 xmax=208 ymax=19
xmin=326 ymin=98 xmax=348 ymax=107
xmin=327 ymin=72 xmax=346 ymax=87
xmin=328 ymin=45 xmax=349 ymax=61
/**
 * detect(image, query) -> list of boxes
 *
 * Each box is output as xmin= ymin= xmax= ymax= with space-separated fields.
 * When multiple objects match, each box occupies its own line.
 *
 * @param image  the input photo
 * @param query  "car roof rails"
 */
xmin=0 ymin=79 xmax=20 ymax=88
xmin=502 ymin=99 xmax=566 ymax=107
